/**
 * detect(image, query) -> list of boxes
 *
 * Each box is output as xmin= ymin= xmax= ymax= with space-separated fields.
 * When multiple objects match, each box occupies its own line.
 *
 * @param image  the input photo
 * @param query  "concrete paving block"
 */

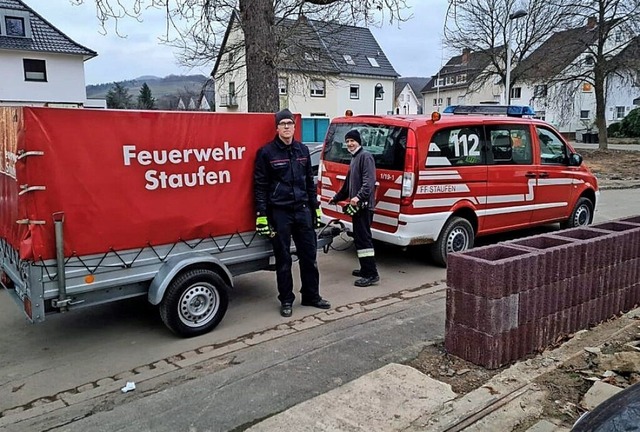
xmin=580 ymin=380 xmax=623 ymax=410
xmin=244 ymin=328 xmax=296 ymax=346
xmin=247 ymin=363 xmax=457 ymax=432
xmin=362 ymin=298 xmax=402 ymax=311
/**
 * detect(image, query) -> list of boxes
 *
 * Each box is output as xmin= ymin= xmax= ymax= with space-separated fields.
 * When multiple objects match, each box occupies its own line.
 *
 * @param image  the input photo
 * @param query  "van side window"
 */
xmin=536 ymin=127 xmax=568 ymax=165
xmin=323 ymin=123 xmax=407 ymax=171
xmin=485 ymin=125 xmax=533 ymax=165
xmin=427 ymin=126 xmax=485 ymax=166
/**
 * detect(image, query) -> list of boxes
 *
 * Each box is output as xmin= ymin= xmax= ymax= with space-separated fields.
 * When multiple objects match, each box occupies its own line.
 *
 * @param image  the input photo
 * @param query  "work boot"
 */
xmin=354 ymin=275 xmax=380 ymax=287
xmin=280 ymin=303 xmax=293 ymax=318
xmin=352 ymin=269 xmax=362 ymax=277
xmin=301 ymin=298 xmax=331 ymax=309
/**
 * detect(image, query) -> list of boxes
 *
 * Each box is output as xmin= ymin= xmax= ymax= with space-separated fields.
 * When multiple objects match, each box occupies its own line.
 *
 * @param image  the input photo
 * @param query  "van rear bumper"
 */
xmin=321 ymin=211 xmax=451 ymax=247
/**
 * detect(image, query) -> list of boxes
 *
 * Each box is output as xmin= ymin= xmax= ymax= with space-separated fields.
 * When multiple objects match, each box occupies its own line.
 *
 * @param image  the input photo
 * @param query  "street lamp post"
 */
xmin=505 ymin=9 xmax=528 ymax=105
xmin=373 ymin=83 xmax=384 ymax=114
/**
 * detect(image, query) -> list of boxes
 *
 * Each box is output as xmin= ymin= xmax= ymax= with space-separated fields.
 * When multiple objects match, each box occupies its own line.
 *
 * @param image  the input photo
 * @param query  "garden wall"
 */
xmin=444 ymin=216 xmax=640 ymax=369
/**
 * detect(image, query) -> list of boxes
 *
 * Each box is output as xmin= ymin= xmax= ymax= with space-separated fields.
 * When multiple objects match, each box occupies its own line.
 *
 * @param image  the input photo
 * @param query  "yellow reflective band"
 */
xmin=357 ymin=248 xmax=375 ymax=258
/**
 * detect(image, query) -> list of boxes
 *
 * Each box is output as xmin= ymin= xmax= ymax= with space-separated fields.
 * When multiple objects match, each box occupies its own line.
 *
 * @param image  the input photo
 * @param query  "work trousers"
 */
xmin=352 ymin=208 xmax=378 ymax=278
xmin=269 ymin=206 xmax=320 ymax=305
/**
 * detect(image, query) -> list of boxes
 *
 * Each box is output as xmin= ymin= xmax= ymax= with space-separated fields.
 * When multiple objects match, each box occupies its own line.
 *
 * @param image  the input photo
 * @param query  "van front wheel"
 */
xmin=431 ymin=217 xmax=474 ymax=267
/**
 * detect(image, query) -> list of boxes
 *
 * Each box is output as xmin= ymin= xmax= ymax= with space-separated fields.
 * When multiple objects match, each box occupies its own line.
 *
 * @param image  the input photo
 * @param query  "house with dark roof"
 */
xmin=0 ymin=0 xmax=97 ymax=107
xmin=394 ymin=77 xmax=430 ymax=114
xmin=514 ymin=17 xmax=639 ymax=134
xmin=213 ymin=12 xmax=398 ymax=117
xmin=421 ymin=48 xmax=501 ymax=110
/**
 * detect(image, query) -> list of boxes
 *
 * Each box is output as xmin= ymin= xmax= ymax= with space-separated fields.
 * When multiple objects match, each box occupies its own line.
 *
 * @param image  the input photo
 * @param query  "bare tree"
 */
xmin=443 ymin=0 xmax=640 ymax=149
xmin=443 ymin=0 xmax=577 ymax=93
xmin=70 ymin=0 xmax=409 ymax=112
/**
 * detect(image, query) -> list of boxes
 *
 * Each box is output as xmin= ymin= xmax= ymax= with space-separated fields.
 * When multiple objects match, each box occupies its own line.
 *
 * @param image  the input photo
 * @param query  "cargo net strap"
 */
xmin=35 ymin=231 xmax=263 ymax=282
xmin=0 ymin=238 xmax=31 ymax=283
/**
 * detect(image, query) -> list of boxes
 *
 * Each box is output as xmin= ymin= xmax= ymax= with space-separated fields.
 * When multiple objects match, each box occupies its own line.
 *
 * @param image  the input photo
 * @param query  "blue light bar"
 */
xmin=443 ymin=105 xmax=535 ymax=117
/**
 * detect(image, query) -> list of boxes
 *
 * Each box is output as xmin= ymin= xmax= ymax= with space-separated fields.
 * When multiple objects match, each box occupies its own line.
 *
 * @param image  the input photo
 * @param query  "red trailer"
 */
xmin=0 ymin=107 xmax=331 ymax=336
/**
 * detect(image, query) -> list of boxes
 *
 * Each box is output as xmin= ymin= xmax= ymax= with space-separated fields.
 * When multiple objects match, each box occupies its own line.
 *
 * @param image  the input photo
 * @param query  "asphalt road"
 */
xmin=1 ymin=188 xmax=639 ymax=430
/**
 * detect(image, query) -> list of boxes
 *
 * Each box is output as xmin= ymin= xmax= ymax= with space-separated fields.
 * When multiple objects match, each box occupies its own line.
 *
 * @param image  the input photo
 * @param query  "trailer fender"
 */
xmin=148 ymin=254 xmax=233 ymax=306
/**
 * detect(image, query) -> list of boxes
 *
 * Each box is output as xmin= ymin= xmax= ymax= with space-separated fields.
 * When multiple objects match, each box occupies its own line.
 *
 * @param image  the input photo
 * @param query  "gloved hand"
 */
xmin=256 ymin=216 xmax=273 ymax=237
xmin=315 ymin=208 xmax=322 ymax=228
xmin=328 ymin=196 xmax=338 ymax=205
xmin=343 ymin=204 xmax=359 ymax=216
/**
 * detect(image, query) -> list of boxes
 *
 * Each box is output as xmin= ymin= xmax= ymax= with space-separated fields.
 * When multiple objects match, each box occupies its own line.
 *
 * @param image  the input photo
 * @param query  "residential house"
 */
xmin=422 ymin=48 xmax=501 ymax=111
xmin=514 ymin=18 xmax=639 ymax=135
xmin=213 ymin=13 xmax=398 ymax=118
xmin=394 ymin=77 xmax=430 ymax=114
xmin=605 ymin=36 xmax=640 ymax=124
xmin=0 ymin=0 xmax=97 ymax=107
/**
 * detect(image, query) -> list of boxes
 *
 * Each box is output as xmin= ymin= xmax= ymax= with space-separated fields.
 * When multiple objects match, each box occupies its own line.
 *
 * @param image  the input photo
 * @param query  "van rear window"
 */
xmin=323 ymin=123 xmax=407 ymax=171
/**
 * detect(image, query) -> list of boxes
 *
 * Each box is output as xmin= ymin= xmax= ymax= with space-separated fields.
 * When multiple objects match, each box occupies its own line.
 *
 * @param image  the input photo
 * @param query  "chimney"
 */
xmin=462 ymin=48 xmax=471 ymax=64
xmin=586 ymin=16 xmax=597 ymax=29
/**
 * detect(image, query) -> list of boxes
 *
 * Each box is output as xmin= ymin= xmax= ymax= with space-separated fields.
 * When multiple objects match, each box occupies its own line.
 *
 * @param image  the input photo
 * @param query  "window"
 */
xmin=310 ymin=79 xmax=325 ymax=97
xmin=616 ymin=106 xmax=625 ymax=119
xmin=584 ymin=56 xmax=594 ymax=66
xmin=323 ymin=123 xmax=407 ymax=171
xmin=437 ymin=78 xmax=445 ymax=86
xmin=534 ymin=85 xmax=548 ymax=98
xmin=1 ymin=10 xmax=30 ymax=38
xmin=310 ymin=112 xmax=326 ymax=117
xmin=5 ymin=16 xmax=24 ymax=36
xmin=343 ymin=54 xmax=355 ymax=65
xmin=23 ymin=59 xmax=46 ymax=81
xmin=446 ymin=97 xmax=451 ymax=106
xmin=485 ymin=125 xmax=533 ymax=165
xmin=304 ymin=51 xmax=320 ymax=62
xmin=510 ymin=87 xmax=522 ymax=99
xmin=615 ymin=31 xmax=623 ymax=43
xmin=433 ymin=98 xmax=437 ymax=106
xmin=278 ymin=77 xmax=288 ymax=95
xmin=228 ymin=81 xmax=235 ymax=97
xmin=457 ymin=74 xmax=467 ymax=83
xmin=580 ymin=110 xmax=590 ymax=119
xmin=536 ymin=127 xmax=568 ymax=165
xmin=367 ymin=57 xmax=380 ymax=67
xmin=428 ymin=126 xmax=486 ymax=166
xmin=446 ymin=76 xmax=454 ymax=85
xmin=350 ymin=84 xmax=359 ymax=99
xmin=582 ymin=83 xmax=593 ymax=92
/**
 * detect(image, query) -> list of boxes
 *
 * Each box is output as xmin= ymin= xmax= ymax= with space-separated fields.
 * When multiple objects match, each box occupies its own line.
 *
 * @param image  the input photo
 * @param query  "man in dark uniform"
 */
xmin=329 ymin=129 xmax=380 ymax=287
xmin=254 ymin=109 xmax=331 ymax=317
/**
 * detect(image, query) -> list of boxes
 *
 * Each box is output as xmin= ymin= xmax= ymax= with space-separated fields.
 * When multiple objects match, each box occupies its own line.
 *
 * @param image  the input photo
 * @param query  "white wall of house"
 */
xmin=395 ymin=84 xmax=422 ymax=114
xmin=215 ymin=25 xmax=249 ymax=113
xmin=0 ymin=50 xmax=87 ymax=106
xmin=606 ymin=72 xmax=640 ymax=124
xmin=423 ymin=76 xmax=500 ymax=111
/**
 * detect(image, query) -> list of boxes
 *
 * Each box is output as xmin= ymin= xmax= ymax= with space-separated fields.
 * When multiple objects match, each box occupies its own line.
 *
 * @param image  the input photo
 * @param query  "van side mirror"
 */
xmin=569 ymin=153 xmax=583 ymax=166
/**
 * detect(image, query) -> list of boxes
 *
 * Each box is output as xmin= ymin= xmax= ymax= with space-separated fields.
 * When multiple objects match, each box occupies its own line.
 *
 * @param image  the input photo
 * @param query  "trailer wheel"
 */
xmin=430 ymin=217 xmax=474 ymax=268
xmin=159 ymin=269 xmax=229 ymax=337
xmin=560 ymin=197 xmax=594 ymax=229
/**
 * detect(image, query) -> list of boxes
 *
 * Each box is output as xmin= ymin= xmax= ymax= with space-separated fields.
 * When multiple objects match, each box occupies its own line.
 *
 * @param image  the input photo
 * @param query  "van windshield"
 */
xmin=323 ymin=123 xmax=407 ymax=171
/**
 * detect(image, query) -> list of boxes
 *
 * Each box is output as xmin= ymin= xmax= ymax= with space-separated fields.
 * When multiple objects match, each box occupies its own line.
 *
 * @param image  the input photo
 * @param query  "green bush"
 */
xmin=619 ymin=107 xmax=640 ymax=137
xmin=607 ymin=122 xmax=622 ymax=136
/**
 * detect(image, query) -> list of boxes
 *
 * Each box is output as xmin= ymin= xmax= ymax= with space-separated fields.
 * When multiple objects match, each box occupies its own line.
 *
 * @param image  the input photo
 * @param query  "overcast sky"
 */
xmin=34 ymin=0 xmax=450 ymax=85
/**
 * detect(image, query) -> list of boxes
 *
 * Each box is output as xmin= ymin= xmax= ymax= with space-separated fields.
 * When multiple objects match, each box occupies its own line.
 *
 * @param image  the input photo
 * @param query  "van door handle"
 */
xmin=539 ymin=172 xmax=550 ymax=178
xmin=525 ymin=172 xmax=537 ymax=178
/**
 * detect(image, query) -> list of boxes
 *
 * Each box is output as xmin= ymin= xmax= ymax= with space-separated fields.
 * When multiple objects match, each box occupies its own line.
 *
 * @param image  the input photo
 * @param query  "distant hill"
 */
xmin=86 ymin=74 xmax=213 ymax=110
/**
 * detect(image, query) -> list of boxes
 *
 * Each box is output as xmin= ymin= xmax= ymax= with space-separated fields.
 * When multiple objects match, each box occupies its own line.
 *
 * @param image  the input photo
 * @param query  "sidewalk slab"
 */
xmin=247 ymin=363 xmax=457 ymax=432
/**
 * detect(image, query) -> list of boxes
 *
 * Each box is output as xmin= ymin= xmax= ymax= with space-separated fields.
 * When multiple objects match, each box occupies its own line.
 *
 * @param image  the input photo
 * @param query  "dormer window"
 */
xmin=0 ymin=9 xmax=32 ymax=38
xmin=343 ymin=54 xmax=355 ymax=65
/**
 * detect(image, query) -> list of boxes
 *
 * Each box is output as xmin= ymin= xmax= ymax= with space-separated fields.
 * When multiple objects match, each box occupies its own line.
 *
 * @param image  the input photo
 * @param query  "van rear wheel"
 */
xmin=159 ymin=269 xmax=229 ymax=337
xmin=431 ymin=217 xmax=474 ymax=267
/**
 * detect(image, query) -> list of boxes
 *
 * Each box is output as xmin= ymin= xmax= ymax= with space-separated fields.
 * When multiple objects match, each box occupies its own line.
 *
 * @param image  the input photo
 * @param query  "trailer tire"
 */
xmin=430 ymin=216 xmax=474 ymax=268
xmin=560 ymin=197 xmax=593 ymax=229
xmin=159 ymin=268 xmax=229 ymax=337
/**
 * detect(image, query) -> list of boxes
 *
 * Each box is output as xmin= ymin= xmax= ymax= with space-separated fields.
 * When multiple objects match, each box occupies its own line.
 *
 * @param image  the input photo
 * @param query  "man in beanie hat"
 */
xmin=328 ymin=129 xmax=379 ymax=287
xmin=254 ymin=109 xmax=330 ymax=317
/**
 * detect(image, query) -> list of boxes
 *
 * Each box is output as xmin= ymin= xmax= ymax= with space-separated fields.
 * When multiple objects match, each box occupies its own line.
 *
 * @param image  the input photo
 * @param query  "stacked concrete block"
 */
xmin=445 ymin=217 xmax=640 ymax=369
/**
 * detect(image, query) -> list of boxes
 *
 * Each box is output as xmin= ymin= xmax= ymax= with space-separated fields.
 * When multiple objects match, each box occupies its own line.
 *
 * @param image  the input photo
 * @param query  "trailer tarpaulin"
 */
xmin=2 ymin=107 xmax=297 ymax=261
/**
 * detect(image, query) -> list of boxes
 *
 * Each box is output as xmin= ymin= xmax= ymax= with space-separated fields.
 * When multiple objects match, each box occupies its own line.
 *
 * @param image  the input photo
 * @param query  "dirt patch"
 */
xmin=580 ymin=149 xmax=640 ymax=181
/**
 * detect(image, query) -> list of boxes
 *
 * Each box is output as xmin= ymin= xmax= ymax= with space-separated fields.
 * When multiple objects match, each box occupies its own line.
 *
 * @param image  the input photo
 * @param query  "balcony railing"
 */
xmin=219 ymin=95 xmax=238 ymax=107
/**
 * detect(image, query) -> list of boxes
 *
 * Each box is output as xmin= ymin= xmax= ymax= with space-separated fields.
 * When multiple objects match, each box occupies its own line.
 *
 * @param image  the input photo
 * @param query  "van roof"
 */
xmin=331 ymin=114 xmax=548 ymax=129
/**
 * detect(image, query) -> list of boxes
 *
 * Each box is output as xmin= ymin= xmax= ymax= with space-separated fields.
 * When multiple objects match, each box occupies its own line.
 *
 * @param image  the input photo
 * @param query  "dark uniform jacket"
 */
xmin=254 ymin=136 xmax=318 ymax=216
xmin=333 ymin=147 xmax=376 ymax=208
